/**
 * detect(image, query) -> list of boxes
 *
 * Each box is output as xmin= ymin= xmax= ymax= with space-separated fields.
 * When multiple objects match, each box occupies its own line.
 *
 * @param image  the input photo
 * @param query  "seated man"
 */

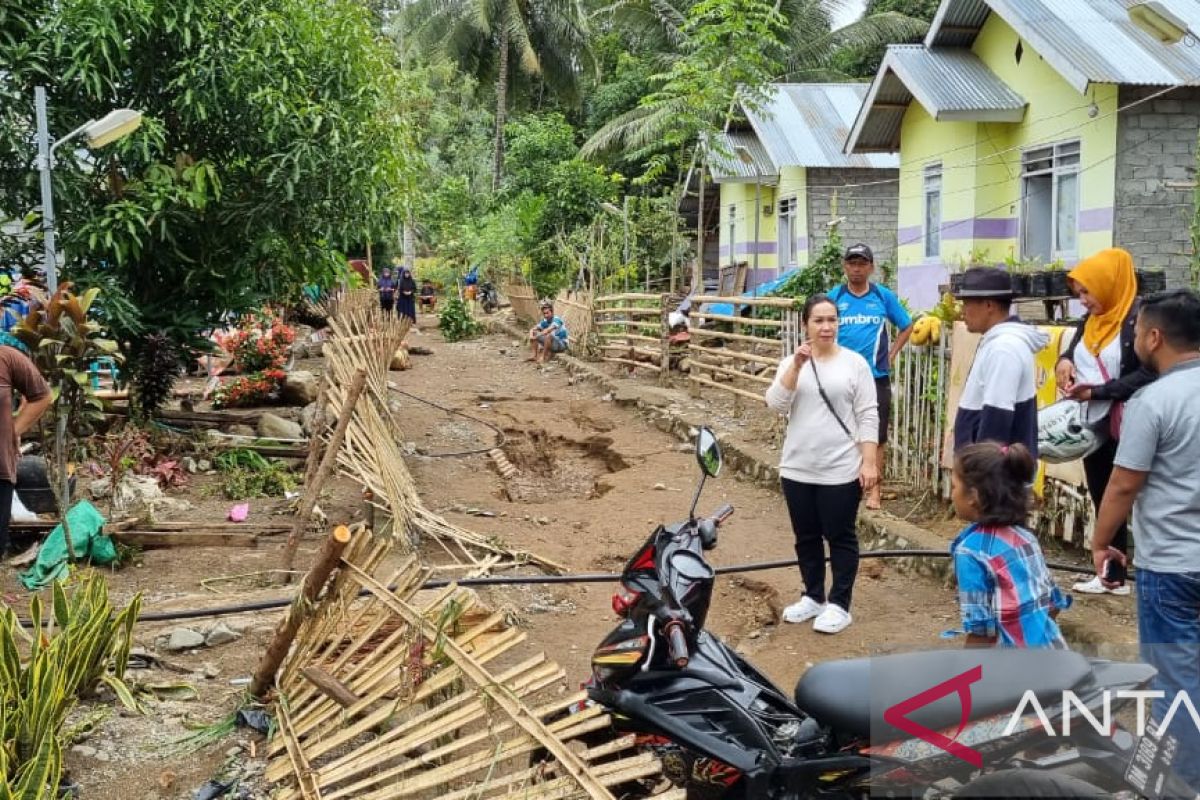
xmin=418 ymin=279 xmax=437 ymax=313
xmin=528 ymin=301 xmax=569 ymax=363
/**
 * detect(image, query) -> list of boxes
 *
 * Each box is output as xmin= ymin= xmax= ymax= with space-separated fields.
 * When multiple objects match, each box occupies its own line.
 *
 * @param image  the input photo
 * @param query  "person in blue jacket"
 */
xmin=829 ymin=243 xmax=913 ymax=508
xmin=952 ymin=268 xmax=1049 ymax=458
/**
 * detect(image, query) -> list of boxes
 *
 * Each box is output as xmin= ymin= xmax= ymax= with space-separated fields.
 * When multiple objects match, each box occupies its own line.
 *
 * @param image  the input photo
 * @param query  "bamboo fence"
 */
xmin=266 ymin=526 xmax=681 ymax=800
xmin=503 ymin=281 xmax=539 ymax=323
xmin=593 ymin=293 xmax=667 ymax=374
xmin=685 ymin=295 xmax=798 ymax=404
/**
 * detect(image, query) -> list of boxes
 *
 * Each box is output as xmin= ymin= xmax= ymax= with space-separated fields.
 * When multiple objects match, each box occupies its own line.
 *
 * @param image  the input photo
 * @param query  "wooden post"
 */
xmin=659 ymin=294 xmax=670 ymax=384
xmin=250 ymin=524 xmax=354 ymax=699
xmin=694 ymin=158 xmax=706 ymax=294
xmin=281 ymin=369 xmax=367 ymax=578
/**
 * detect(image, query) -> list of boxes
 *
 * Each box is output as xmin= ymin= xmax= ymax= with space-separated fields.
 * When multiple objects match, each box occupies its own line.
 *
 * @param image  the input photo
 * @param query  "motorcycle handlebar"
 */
xmin=664 ymin=621 xmax=689 ymax=668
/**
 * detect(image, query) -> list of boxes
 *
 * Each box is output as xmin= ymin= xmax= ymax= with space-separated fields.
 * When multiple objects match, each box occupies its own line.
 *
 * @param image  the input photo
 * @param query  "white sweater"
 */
xmin=765 ymin=347 xmax=879 ymax=486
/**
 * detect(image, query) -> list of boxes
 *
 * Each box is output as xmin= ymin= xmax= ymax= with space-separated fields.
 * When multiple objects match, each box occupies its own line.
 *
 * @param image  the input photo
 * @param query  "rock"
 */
xmin=226 ymin=745 xmax=244 ymax=758
xmin=150 ymin=497 xmax=193 ymax=516
xmin=202 ymin=663 xmax=220 ymax=679
xmin=258 ymin=412 xmax=303 ymax=441
xmin=89 ymin=477 xmax=112 ymax=499
xmin=535 ymin=516 xmax=550 ymax=526
xmin=165 ymin=628 xmax=205 ymax=652
xmin=94 ymin=751 xmax=111 ymax=762
xmin=197 ymin=459 xmax=212 ymax=472
xmin=229 ymin=424 xmax=256 ymax=439
xmin=308 ymin=341 xmax=324 ymax=358
xmin=182 ymin=457 xmax=199 ymax=474
xmin=653 ymin=483 xmax=667 ymax=491
xmin=71 ymin=745 xmax=98 ymax=758
xmin=281 ymin=370 xmax=320 ymax=405
xmin=300 ymin=402 xmax=328 ymax=436
xmin=389 ymin=347 xmax=412 ymax=371
xmin=110 ymin=475 xmax=163 ymax=515
xmin=205 ymin=623 xmax=241 ymax=647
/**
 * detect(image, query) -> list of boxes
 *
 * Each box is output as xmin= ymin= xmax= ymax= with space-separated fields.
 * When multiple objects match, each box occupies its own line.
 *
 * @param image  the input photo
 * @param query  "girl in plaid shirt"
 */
xmin=950 ymin=442 xmax=1071 ymax=648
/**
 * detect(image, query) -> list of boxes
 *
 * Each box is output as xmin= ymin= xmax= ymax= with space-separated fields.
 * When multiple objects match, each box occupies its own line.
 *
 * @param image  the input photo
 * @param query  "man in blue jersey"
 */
xmin=830 ymin=243 xmax=913 ymax=509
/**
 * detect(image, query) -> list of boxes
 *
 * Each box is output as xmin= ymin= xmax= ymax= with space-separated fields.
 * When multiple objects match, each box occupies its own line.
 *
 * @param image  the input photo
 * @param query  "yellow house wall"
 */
xmin=717 ymin=180 xmax=779 ymax=277
xmin=776 ymin=166 xmax=809 ymax=270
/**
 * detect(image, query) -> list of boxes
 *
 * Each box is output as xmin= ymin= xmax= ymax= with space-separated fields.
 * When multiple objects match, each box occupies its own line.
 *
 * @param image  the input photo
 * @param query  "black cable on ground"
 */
xmin=387 ymin=385 xmax=507 ymax=458
xmin=50 ymin=550 xmax=1105 ymax=628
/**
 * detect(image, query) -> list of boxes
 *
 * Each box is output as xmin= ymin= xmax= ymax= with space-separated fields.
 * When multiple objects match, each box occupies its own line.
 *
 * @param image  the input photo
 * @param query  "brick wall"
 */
xmin=1115 ymin=86 xmax=1200 ymax=288
xmin=806 ymin=167 xmax=899 ymax=270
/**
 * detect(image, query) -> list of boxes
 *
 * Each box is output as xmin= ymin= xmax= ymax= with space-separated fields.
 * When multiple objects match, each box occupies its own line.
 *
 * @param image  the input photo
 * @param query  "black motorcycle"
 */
xmin=582 ymin=427 xmax=1197 ymax=799
xmin=479 ymin=281 xmax=499 ymax=314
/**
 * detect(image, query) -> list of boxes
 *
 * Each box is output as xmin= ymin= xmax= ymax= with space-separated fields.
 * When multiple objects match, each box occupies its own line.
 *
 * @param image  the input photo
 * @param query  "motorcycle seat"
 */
xmin=793 ymin=648 xmax=1092 ymax=744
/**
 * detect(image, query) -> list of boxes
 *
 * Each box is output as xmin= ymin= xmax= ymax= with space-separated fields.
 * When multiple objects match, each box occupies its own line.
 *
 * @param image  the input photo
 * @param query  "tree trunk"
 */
xmin=403 ymin=208 xmax=415 ymax=272
xmin=492 ymin=28 xmax=509 ymax=192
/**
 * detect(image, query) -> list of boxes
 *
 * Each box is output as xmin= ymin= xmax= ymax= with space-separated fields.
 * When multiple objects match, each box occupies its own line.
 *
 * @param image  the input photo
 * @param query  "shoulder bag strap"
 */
xmin=809 ymin=359 xmax=854 ymax=439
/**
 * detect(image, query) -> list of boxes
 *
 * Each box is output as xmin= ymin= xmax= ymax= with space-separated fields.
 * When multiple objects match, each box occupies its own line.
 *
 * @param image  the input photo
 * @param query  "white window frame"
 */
xmin=727 ymin=203 xmax=737 ymax=263
xmin=777 ymin=196 xmax=798 ymax=269
xmin=1020 ymin=140 xmax=1081 ymax=261
xmin=923 ymin=163 xmax=942 ymax=260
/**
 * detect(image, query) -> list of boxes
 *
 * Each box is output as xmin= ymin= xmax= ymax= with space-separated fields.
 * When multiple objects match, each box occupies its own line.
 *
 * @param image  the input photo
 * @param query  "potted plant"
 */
xmin=1044 ymin=260 xmax=1070 ymax=297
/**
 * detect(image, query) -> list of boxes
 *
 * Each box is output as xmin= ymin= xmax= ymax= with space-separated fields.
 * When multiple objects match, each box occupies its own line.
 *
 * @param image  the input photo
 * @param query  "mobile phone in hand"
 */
xmin=1103 ymin=558 xmax=1127 ymax=585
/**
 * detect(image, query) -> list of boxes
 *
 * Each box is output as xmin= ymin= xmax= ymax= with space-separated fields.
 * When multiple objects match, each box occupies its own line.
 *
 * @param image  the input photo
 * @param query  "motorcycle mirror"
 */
xmin=695 ymin=427 xmax=722 ymax=478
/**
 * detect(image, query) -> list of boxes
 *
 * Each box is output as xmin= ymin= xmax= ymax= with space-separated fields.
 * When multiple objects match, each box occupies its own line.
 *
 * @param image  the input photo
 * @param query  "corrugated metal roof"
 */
xmin=742 ymin=84 xmax=899 ymax=169
xmin=927 ymin=0 xmax=1200 ymax=91
xmin=846 ymin=45 xmax=1027 ymax=153
xmin=705 ymin=132 xmax=778 ymax=183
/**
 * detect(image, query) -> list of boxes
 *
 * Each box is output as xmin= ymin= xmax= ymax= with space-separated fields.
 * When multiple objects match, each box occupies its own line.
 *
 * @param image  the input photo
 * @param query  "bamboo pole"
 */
xmin=281 ymin=369 xmax=367 ymax=578
xmin=688 ymin=294 xmax=797 ymax=308
xmin=251 ymin=524 xmax=354 ymax=698
xmin=601 ymin=357 xmax=661 ymax=372
xmin=688 ymin=373 xmax=768 ymax=404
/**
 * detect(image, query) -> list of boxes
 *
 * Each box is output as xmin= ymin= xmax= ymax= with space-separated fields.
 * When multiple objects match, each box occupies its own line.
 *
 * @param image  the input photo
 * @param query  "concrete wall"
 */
xmin=894 ymin=13 xmax=1120 ymax=310
xmin=1115 ymin=85 xmax=1200 ymax=288
xmin=806 ymin=167 xmax=899 ymax=268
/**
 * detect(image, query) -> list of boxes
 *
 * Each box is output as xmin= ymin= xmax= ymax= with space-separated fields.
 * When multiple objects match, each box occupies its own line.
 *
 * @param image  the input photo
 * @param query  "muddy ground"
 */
xmin=9 ymin=311 xmax=1139 ymax=799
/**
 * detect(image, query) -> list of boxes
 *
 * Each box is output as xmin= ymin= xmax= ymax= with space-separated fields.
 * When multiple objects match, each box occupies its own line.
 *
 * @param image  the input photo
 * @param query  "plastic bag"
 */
xmin=18 ymin=500 xmax=117 ymax=590
xmin=1038 ymin=400 xmax=1104 ymax=464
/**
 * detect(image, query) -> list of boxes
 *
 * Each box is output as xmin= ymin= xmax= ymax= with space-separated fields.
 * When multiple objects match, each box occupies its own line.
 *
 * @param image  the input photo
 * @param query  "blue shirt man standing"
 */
xmin=829 ymin=243 xmax=913 ymax=509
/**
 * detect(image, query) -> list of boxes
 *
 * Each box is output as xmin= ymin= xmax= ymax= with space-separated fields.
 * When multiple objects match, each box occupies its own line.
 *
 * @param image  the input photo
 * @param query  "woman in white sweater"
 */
xmin=765 ymin=294 xmax=880 ymax=634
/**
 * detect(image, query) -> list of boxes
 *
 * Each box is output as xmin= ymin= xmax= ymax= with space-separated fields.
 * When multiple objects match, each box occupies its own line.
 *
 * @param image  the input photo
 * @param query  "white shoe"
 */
xmin=1072 ymin=575 xmax=1131 ymax=596
xmin=782 ymin=596 xmax=825 ymax=624
xmin=813 ymin=604 xmax=853 ymax=634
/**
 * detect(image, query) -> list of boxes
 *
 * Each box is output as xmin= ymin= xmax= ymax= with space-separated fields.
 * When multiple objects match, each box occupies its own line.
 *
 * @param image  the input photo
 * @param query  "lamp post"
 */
xmin=734 ymin=145 xmax=762 ymax=299
xmin=34 ymin=86 xmax=143 ymax=293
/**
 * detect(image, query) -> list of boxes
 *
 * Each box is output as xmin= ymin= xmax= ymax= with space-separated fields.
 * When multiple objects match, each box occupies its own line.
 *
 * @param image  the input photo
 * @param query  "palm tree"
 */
xmin=581 ymin=0 xmax=928 ymax=160
xmin=402 ymin=0 xmax=592 ymax=190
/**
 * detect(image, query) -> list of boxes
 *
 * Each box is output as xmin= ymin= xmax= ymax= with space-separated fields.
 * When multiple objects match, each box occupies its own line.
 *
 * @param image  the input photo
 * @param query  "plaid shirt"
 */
xmin=951 ymin=524 xmax=1071 ymax=648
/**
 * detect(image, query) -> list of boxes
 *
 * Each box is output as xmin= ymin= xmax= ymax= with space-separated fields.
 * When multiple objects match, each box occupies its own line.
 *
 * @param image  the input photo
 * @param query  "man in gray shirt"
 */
xmin=1093 ymin=289 xmax=1200 ymax=791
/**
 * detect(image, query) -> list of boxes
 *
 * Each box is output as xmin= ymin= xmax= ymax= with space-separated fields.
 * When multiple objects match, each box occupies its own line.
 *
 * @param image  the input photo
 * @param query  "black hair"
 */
xmin=802 ymin=293 xmax=837 ymax=324
xmin=954 ymin=442 xmax=1035 ymax=527
xmin=1139 ymin=289 xmax=1200 ymax=350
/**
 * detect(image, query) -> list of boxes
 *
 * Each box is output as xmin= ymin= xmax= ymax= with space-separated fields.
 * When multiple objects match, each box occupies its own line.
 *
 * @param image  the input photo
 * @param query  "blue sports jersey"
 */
xmin=830 ymin=283 xmax=912 ymax=379
xmin=537 ymin=316 xmax=569 ymax=342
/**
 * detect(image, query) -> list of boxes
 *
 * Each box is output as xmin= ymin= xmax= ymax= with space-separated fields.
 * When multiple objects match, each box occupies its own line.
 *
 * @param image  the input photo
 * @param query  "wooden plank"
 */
xmin=594 ymin=292 xmax=660 ymax=303
xmin=687 ymin=359 xmax=773 ymax=386
xmin=592 ymin=308 xmax=661 ymax=318
xmin=690 ymin=294 xmax=797 ymax=308
xmin=300 ymin=665 xmax=361 ymax=708
xmin=695 ymin=311 xmax=784 ymax=328
xmin=597 ymin=345 xmax=659 ymax=358
xmin=690 ymin=327 xmax=782 ymax=347
xmin=688 ymin=343 xmax=780 ymax=367
xmin=688 ymin=373 xmax=768 ymax=404
xmin=112 ymin=531 xmax=260 ymax=548
xmin=601 ymin=357 xmax=661 ymax=372
xmin=596 ymin=333 xmax=660 ymax=344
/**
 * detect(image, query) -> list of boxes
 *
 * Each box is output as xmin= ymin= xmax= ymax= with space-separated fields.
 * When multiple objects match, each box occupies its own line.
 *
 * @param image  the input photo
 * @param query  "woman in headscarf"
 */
xmin=1054 ymin=247 xmax=1155 ymax=595
xmin=396 ymin=268 xmax=418 ymax=323
xmin=377 ymin=268 xmax=396 ymax=314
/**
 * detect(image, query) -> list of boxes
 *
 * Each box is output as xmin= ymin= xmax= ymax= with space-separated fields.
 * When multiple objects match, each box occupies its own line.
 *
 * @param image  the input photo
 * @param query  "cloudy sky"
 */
xmin=831 ymin=0 xmax=867 ymax=29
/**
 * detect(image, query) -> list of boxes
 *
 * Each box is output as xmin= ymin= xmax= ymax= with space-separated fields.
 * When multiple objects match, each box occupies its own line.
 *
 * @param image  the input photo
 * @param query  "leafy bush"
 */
xmin=129 ymin=331 xmax=183 ymax=417
xmin=438 ymin=298 xmax=483 ymax=342
xmin=215 ymin=309 xmax=295 ymax=374
xmin=214 ymin=449 xmax=296 ymax=499
xmin=211 ymin=369 xmax=286 ymax=409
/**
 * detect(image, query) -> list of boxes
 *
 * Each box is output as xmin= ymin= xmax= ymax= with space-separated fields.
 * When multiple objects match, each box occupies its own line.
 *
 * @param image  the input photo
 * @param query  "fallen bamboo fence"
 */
xmin=265 ymin=525 xmax=682 ymax=800
xmin=686 ymin=295 xmax=798 ymax=404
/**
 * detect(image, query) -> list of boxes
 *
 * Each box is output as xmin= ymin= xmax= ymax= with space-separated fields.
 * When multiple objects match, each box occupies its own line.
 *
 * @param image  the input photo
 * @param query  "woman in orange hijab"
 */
xmin=1055 ymin=248 xmax=1155 ymax=595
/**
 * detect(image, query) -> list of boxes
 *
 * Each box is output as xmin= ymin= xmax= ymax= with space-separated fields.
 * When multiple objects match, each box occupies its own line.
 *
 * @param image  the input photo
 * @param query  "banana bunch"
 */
xmin=910 ymin=316 xmax=942 ymax=347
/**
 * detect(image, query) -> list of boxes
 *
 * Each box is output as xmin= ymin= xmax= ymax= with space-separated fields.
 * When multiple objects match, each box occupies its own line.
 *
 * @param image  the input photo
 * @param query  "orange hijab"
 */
xmin=1067 ymin=248 xmax=1138 ymax=357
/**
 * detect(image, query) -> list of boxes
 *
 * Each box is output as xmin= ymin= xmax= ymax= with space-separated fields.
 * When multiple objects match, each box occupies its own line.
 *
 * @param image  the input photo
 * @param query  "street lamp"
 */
xmin=1128 ymin=1 xmax=1195 ymax=45
xmin=35 ymin=86 xmax=143 ymax=293
xmin=734 ymin=145 xmax=763 ymax=298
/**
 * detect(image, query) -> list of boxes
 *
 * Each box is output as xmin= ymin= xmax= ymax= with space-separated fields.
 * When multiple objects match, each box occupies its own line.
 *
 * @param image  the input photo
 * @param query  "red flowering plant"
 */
xmin=212 ymin=309 xmax=295 ymax=408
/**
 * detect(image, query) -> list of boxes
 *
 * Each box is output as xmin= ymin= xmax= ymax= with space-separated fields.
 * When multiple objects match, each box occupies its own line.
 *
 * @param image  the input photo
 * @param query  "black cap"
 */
xmin=954 ymin=267 xmax=1014 ymax=299
xmin=844 ymin=244 xmax=874 ymax=262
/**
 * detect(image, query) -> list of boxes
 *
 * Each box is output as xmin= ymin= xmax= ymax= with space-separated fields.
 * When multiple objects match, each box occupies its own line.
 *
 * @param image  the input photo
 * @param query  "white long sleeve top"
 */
xmin=764 ymin=347 xmax=879 ymax=486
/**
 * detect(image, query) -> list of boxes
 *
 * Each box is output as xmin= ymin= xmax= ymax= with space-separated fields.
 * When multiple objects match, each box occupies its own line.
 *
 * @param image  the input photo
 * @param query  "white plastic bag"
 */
xmin=1038 ymin=400 xmax=1104 ymax=464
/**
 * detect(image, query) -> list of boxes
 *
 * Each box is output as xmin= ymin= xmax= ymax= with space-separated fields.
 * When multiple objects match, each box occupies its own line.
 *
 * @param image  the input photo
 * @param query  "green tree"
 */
xmin=0 ymin=0 xmax=417 ymax=395
xmin=829 ymin=0 xmax=939 ymax=78
xmin=400 ymin=0 xmax=592 ymax=190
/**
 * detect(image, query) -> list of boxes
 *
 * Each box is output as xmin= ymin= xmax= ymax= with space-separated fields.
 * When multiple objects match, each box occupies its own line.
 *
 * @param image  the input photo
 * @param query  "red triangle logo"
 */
xmin=882 ymin=665 xmax=984 ymax=767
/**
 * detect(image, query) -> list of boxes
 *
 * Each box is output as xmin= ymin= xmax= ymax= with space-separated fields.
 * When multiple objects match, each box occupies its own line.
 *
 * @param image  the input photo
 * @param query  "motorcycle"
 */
xmin=479 ymin=281 xmax=499 ymax=314
xmin=582 ymin=427 xmax=1197 ymax=799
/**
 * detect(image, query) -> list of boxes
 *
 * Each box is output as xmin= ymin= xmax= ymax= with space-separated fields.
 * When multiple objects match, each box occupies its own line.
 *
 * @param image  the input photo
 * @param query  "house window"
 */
xmin=728 ymin=204 xmax=737 ymax=262
xmin=1021 ymin=141 xmax=1080 ymax=261
xmin=924 ymin=163 xmax=942 ymax=259
xmin=777 ymin=197 xmax=798 ymax=268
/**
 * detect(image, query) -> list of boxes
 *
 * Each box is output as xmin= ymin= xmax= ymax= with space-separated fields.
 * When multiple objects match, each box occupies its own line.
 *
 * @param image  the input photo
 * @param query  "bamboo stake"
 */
xmin=281 ymin=369 xmax=367 ymax=578
xmin=251 ymin=524 xmax=353 ymax=698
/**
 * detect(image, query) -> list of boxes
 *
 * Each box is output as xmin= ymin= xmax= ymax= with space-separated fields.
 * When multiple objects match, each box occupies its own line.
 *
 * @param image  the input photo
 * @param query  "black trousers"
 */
xmin=1084 ymin=437 xmax=1129 ymax=555
xmin=0 ymin=481 xmax=14 ymax=554
xmin=781 ymin=478 xmax=862 ymax=611
xmin=380 ymin=295 xmax=394 ymax=313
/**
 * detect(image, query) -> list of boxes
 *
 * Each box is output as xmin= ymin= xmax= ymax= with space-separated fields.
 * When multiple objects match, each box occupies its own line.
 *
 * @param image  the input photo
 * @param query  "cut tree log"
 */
xmin=300 ymin=666 xmax=361 ymax=708
xmin=251 ymin=524 xmax=354 ymax=699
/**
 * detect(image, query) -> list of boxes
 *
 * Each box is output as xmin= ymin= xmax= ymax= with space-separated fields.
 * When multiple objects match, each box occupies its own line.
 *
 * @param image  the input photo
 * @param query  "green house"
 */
xmin=846 ymin=0 xmax=1200 ymax=310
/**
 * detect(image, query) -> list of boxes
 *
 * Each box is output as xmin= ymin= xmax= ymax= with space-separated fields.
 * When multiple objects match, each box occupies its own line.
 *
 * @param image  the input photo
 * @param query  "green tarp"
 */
xmin=19 ymin=500 xmax=117 ymax=591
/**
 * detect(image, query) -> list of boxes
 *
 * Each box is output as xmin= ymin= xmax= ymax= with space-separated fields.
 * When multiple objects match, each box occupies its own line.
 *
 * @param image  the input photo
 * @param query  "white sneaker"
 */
xmin=1072 ymin=575 xmax=1132 ymax=596
xmin=813 ymin=604 xmax=853 ymax=634
xmin=782 ymin=596 xmax=825 ymax=624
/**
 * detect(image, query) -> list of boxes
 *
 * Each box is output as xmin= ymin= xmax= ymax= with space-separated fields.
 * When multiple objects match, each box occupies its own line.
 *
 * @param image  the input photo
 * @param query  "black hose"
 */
xmin=52 ymin=549 xmax=1104 ymax=627
xmin=387 ymin=386 xmax=507 ymax=457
